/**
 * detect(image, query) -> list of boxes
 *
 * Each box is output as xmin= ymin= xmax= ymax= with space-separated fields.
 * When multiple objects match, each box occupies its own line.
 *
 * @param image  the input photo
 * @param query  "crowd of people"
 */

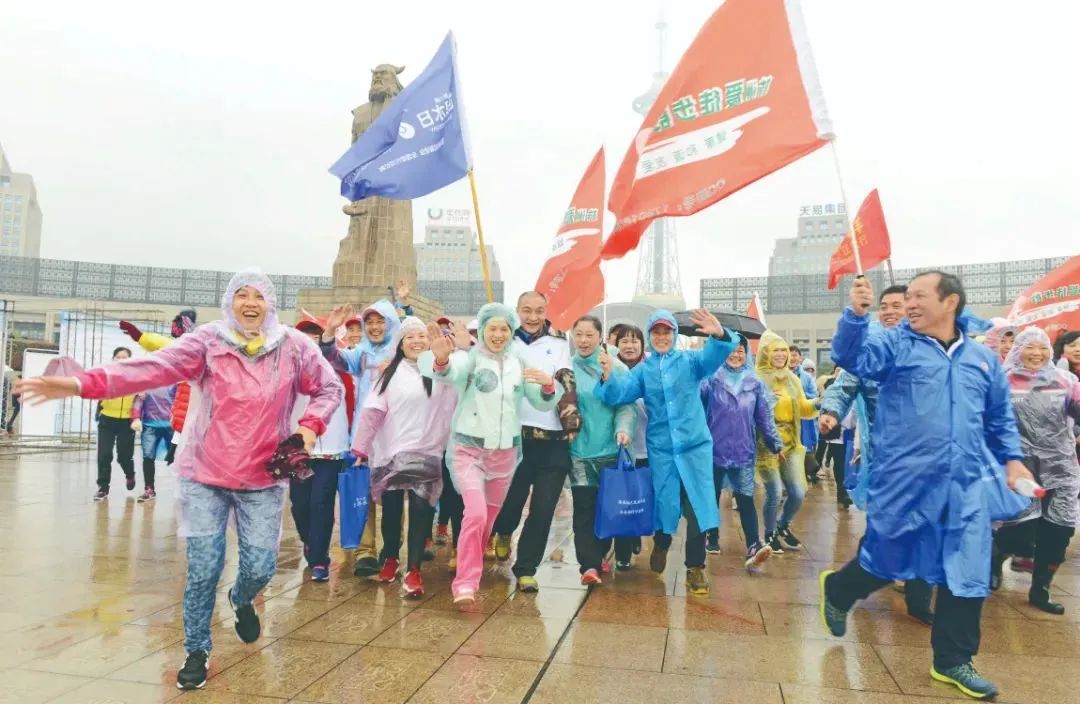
xmin=14 ymin=267 xmax=1080 ymax=700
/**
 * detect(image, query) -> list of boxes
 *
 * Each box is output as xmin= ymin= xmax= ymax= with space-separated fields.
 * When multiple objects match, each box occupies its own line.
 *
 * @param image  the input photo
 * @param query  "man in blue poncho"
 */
xmin=596 ymin=308 xmax=739 ymax=597
xmin=820 ymin=272 xmax=1034 ymax=701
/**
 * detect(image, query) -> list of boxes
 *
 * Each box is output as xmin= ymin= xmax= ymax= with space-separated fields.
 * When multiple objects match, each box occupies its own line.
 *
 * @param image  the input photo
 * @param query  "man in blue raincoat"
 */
xmin=596 ymin=308 xmax=738 ymax=597
xmin=820 ymin=272 xmax=1034 ymax=701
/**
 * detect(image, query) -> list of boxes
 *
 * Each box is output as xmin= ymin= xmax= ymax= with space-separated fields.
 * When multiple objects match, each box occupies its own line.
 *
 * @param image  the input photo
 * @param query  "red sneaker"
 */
xmin=435 ymin=524 xmax=449 ymax=546
xmin=402 ymin=568 xmax=424 ymax=597
xmin=581 ymin=568 xmax=602 ymax=586
xmin=376 ymin=558 xmax=400 ymax=583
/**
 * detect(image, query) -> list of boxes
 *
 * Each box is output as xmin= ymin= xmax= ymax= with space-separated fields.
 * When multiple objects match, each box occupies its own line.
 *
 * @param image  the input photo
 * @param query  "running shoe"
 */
xmin=745 ymin=541 xmax=773 ymax=574
xmin=930 ymin=662 xmax=999 ymax=700
xmin=376 ymin=557 xmax=400 ymax=583
xmin=125 ymin=474 xmax=136 ymax=491
xmin=93 ymin=489 xmax=109 ymax=502
xmin=402 ymin=569 xmax=424 ymax=598
xmin=311 ymin=565 xmax=330 ymax=582
xmin=777 ymin=526 xmax=802 ymax=550
xmin=136 ymin=487 xmax=156 ymax=503
xmin=649 ymin=546 xmax=669 ymax=574
xmin=705 ymin=532 xmax=721 ymax=555
xmin=176 ymin=650 xmax=209 ymax=690
xmin=765 ymin=532 xmax=785 ymax=555
xmin=517 ymin=576 xmax=539 ymax=593
xmin=353 ymin=555 xmax=381 ymax=577
xmin=581 ymin=568 xmax=602 ymax=586
xmin=435 ymin=524 xmax=448 ymax=546
xmin=686 ymin=567 xmax=710 ymax=596
xmin=493 ymin=534 xmax=512 ymax=562
xmin=818 ymin=570 xmax=848 ymax=637
xmin=228 ymin=590 xmax=261 ymax=644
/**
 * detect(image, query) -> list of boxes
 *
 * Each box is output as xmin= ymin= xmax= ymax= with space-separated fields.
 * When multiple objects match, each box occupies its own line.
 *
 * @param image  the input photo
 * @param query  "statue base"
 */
xmin=297 ymin=286 xmax=443 ymax=322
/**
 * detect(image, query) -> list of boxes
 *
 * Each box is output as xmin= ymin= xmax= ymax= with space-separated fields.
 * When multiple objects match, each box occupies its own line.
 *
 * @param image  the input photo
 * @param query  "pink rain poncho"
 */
xmin=74 ymin=269 xmax=343 ymax=491
xmin=353 ymin=317 xmax=456 ymax=506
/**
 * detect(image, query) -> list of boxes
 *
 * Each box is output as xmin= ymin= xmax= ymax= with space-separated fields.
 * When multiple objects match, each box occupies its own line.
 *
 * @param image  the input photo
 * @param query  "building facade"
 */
xmin=702 ymin=255 xmax=1071 ymax=368
xmin=415 ymin=208 xmax=503 ymax=314
xmin=769 ymin=202 xmax=850 ymax=277
xmin=0 ymin=144 xmax=43 ymax=259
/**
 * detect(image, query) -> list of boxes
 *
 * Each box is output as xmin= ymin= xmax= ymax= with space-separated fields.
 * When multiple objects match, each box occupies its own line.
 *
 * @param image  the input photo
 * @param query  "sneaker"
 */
xmin=453 ymin=588 xmax=476 ymax=604
xmin=649 ymin=545 xmax=669 ymax=574
xmin=493 ymin=534 xmax=512 ymax=562
xmin=777 ymin=526 xmax=802 ymax=550
xmin=353 ymin=555 xmax=381 ymax=577
xmin=517 ymin=575 xmax=539 ymax=593
xmin=744 ymin=542 xmax=773 ymax=574
xmin=423 ymin=539 xmax=436 ymax=562
xmin=176 ymin=650 xmax=209 ymax=690
xmin=402 ymin=569 xmax=424 ymax=598
xmin=125 ymin=474 xmax=136 ymax=491
xmin=818 ymin=570 xmax=848 ymax=637
xmin=705 ymin=533 xmax=721 ymax=555
xmin=376 ymin=557 xmax=400 ymax=583
xmin=600 ymin=559 xmax=612 ymax=574
xmin=311 ymin=565 xmax=330 ymax=582
xmin=581 ymin=568 xmax=602 ymax=586
xmin=93 ymin=489 xmax=109 ymax=502
xmin=686 ymin=567 xmax=710 ymax=596
xmin=616 ymin=559 xmax=632 ymax=571
xmin=136 ymin=487 xmax=156 ymax=503
xmin=930 ymin=662 xmax=999 ymax=700
xmin=435 ymin=524 xmax=449 ymax=546
xmin=766 ymin=532 xmax=785 ymax=555
xmin=228 ymin=590 xmax=261 ymax=644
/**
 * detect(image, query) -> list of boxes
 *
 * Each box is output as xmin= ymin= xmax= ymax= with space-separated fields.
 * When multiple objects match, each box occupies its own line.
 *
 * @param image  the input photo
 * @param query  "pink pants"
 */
xmin=450 ymin=444 xmax=518 ymax=597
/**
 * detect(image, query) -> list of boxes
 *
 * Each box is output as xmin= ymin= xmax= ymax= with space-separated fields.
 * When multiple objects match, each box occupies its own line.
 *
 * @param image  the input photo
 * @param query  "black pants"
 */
xmin=142 ymin=457 xmax=156 ymax=489
xmin=4 ymin=395 xmax=19 ymax=432
xmin=827 ymin=556 xmax=982 ymax=669
xmin=823 ymin=442 xmax=848 ymax=503
xmin=380 ymin=489 xmax=435 ymax=570
xmin=96 ymin=416 xmax=135 ymax=491
xmin=435 ymin=462 xmax=463 ymax=548
xmin=493 ymin=435 xmax=571 ymax=578
xmin=289 ymin=459 xmax=341 ymax=566
xmin=995 ymin=515 xmax=1075 ymax=565
xmin=653 ymin=486 xmax=706 ymax=568
xmin=571 ymin=486 xmax=614 ymax=573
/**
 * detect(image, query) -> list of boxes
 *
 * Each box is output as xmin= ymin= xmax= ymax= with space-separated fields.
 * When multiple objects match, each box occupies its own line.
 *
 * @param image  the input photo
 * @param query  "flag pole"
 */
xmin=885 ymin=258 xmax=896 ymax=286
xmin=467 ymin=170 xmax=495 ymax=303
xmin=829 ymin=141 xmax=864 ymax=275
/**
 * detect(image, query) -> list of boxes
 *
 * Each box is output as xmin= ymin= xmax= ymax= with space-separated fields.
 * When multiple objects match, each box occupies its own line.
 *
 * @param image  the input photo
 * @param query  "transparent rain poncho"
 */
xmin=73 ymin=268 xmax=343 ymax=501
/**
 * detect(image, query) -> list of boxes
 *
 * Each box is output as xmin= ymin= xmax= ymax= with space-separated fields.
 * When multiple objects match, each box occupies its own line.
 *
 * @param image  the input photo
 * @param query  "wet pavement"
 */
xmin=0 ymin=449 xmax=1076 ymax=703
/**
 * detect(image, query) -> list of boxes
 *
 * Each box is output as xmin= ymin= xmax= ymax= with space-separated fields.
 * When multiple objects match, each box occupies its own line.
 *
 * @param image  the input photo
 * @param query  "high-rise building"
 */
xmin=414 ymin=208 xmax=503 ymax=314
xmin=768 ymin=202 xmax=850 ymax=277
xmin=0 ymin=143 xmax=43 ymax=259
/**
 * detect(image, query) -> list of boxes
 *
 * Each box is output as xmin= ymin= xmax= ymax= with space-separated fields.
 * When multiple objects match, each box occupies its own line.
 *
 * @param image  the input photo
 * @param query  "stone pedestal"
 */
xmin=333 ymin=197 xmax=417 ymax=290
xmin=297 ymin=286 xmax=442 ymax=322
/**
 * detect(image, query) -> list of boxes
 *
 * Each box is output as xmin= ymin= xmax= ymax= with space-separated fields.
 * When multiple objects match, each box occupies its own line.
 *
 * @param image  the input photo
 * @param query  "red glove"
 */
xmin=119 ymin=321 xmax=143 ymax=342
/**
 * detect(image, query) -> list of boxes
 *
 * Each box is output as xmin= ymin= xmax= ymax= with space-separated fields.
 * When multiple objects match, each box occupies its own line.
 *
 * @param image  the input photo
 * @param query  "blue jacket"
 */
xmin=595 ymin=310 xmax=739 ymax=535
xmin=832 ymin=307 xmax=1024 ymax=597
xmin=798 ymin=369 xmax=819 ymax=450
xmin=821 ymin=370 xmax=878 ymax=426
xmin=701 ymin=362 xmax=782 ymax=468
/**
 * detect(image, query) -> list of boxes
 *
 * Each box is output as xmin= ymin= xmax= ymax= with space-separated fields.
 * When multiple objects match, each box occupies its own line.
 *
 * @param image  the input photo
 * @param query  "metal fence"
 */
xmin=0 ymin=255 xmax=504 ymax=313
xmin=700 ymin=256 xmax=1071 ymax=314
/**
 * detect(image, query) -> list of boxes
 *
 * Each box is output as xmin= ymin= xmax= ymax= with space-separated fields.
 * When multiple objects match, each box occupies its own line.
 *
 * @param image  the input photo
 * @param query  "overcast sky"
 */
xmin=2 ymin=1 xmax=1077 ymax=306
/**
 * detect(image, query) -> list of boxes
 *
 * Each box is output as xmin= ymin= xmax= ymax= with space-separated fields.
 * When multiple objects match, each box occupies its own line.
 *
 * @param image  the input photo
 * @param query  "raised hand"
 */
xmin=689 ymin=308 xmax=724 ymax=337
xmin=428 ymin=322 xmax=454 ymax=364
xmin=14 ymin=376 xmax=80 ymax=406
xmin=849 ymin=277 xmax=874 ymax=315
xmin=395 ymin=278 xmax=412 ymax=305
xmin=325 ymin=304 xmax=354 ymax=333
xmin=522 ymin=368 xmax=554 ymax=388
xmin=119 ymin=320 xmax=143 ymax=342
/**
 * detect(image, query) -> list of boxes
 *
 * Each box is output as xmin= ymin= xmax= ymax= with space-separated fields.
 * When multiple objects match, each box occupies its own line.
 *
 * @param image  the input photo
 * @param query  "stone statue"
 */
xmin=332 ymin=64 xmax=417 ymax=291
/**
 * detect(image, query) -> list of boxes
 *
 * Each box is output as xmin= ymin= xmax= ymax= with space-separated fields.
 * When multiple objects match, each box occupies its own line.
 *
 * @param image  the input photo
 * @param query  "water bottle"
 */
xmin=1013 ymin=478 xmax=1046 ymax=499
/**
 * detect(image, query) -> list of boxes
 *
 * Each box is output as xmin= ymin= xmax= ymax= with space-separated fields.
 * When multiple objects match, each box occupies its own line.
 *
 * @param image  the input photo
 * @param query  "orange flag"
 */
xmin=827 ymin=189 xmax=891 ymax=289
xmin=535 ymin=148 xmax=606 ymax=331
xmin=603 ymin=0 xmax=833 ymax=259
xmin=746 ymin=292 xmax=766 ymax=354
xmin=1007 ymin=255 xmax=1080 ymax=333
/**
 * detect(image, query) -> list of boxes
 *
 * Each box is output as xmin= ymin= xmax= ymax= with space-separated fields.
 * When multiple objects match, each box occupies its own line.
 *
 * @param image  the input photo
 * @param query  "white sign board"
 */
xmin=19 ymin=349 xmax=59 ymax=437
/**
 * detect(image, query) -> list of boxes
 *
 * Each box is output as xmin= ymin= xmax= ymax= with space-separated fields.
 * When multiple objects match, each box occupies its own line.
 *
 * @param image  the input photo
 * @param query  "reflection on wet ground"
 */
xmin=0 ymin=449 xmax=1075 ymax=703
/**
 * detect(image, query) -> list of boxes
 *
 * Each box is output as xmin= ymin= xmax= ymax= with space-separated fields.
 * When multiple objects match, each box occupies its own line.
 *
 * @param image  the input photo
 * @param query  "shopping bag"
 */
xmin=594 ymin=447 xmax=654 ymax=539
xmin=338 ymin=463 xmax=371 ymax=550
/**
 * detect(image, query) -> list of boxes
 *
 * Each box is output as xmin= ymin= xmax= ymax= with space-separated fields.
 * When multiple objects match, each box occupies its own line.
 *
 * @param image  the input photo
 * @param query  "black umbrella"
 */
xmin=673 ymin=310 xmax=766 ymax=339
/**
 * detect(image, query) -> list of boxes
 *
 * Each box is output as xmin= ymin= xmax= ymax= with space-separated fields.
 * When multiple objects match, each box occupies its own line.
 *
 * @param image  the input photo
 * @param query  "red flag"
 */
xmin=745 ymin=292 xmax=766 ymax=354
xmin=1007 ymin=256 xmax=1080 ymax=333
xmin=603 ymin=0 xmax=833 ymax=259
xmin=535 ymin=148 xmax=606 ymax=331
xmin=827 ymin=189 xmax=892 ymax=289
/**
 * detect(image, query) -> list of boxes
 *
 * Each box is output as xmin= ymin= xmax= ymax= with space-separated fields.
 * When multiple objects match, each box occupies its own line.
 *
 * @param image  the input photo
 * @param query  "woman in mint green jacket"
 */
xmin=419 ymin=303 xmax=561 ymax=603
xmin=568 ymin=316 xmax=635 ymax=586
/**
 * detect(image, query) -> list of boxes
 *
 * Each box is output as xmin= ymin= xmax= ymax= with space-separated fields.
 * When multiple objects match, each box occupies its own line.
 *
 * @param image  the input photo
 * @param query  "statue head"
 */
xmin=369 ymin=64 xmax=405 ymax=102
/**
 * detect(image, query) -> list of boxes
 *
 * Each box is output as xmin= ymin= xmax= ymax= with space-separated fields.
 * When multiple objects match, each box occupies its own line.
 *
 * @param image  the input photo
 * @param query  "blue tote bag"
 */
xmin=594 ymin=448 xmax=654 ymax=540
xmin=338 ymin=463 xmax=371 ymax=550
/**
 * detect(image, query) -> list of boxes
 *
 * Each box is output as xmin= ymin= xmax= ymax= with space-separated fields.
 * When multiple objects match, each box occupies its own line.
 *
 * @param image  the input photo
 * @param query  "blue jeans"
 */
xmin=178 ymin=478 xmax=286 ymax=654
xmin=762 ymin=449 xmax=807 ymax=535
xmin=289 ymin=458 xmax=342 ymax=567
xmin=140 ymin=424 xmax=174 ymax=460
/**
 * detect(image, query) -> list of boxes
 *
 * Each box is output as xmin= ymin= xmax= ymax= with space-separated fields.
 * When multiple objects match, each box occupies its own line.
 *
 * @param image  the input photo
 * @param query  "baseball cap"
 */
xmin=649 ymin=319 xmax=676 ymax=331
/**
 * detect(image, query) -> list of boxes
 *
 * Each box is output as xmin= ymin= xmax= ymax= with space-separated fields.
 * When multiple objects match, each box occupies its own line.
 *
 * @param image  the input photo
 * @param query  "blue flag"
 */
xmin=330 ymin=31 xmax=472 ymax=201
